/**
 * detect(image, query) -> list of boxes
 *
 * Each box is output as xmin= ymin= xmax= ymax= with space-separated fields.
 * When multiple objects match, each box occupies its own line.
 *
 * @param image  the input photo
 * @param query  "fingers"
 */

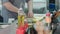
xmin=28 ymin=12 xmax=34 ymax=18
xmin=36 ymin=21 xmax=44 ymax=32
xmin=35 ymin=21 xmax=44 ymax=34
xmin=28 ymin=13 xmax=33 ymax=18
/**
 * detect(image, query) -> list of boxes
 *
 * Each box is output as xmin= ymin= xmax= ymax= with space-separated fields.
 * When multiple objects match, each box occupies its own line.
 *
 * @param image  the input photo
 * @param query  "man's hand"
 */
xmin=36 ymin=21 xmax=44 ymax=32
xmin=28 ymin=11 xmax=34 ymax=18
xmin=18 ymin=8 xmax=26 ymax=16
xmin=36 ymin=21 xmax=44 ymax=34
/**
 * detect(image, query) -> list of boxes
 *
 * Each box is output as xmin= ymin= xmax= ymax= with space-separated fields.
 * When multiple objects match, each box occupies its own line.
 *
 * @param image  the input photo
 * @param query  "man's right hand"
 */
xmin=18 ymin=8 xmax=26 ymax=16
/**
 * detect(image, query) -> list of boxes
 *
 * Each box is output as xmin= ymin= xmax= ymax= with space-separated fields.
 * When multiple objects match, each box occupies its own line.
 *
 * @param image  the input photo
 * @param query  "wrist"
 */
xmin=29 ymin=11 xmax=33 ymax=12
xmin=15 ymin=8 xmax=19 ymax=13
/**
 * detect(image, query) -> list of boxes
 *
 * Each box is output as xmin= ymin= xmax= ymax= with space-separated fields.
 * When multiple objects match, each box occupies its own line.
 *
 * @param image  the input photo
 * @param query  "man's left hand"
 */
xmin=28 ymin=11 xmax=34 ymax=18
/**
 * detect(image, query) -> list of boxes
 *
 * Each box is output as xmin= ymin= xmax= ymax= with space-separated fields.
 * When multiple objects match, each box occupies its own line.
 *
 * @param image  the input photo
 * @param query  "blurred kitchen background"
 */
xmin=0 ymin=0 xmax=60 ymax=14
xmin=0 ymin=0 xmax=2 ymax=15
xmin=24 ymin=0 xmax=60 ymax=14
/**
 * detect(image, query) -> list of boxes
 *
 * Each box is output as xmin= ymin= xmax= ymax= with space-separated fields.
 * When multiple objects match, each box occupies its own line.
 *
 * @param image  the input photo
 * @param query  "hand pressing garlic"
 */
xmin=35 ymin=21 xmax=44 ymax=34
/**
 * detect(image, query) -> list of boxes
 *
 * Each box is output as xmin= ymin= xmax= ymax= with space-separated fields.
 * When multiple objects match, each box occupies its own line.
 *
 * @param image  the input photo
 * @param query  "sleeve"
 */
xmin=2 ymin=0 xmax=9 ymax=3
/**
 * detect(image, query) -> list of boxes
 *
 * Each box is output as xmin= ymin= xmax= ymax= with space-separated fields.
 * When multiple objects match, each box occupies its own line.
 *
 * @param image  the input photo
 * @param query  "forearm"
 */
xmin=3 ymin=2 xmax=18 ymax=13
xmin=27 ymin=0 xmax=33 ymax=12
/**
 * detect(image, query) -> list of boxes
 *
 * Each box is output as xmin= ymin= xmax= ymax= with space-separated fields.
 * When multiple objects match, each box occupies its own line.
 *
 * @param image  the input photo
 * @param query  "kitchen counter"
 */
xmin=0 ymin=20 xmax=17 ymax=34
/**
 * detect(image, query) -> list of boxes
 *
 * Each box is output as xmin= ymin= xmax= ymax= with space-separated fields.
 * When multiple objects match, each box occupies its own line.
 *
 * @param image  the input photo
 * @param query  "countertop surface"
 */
xmin=0 ymin=22 xmax=17 ymax=34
